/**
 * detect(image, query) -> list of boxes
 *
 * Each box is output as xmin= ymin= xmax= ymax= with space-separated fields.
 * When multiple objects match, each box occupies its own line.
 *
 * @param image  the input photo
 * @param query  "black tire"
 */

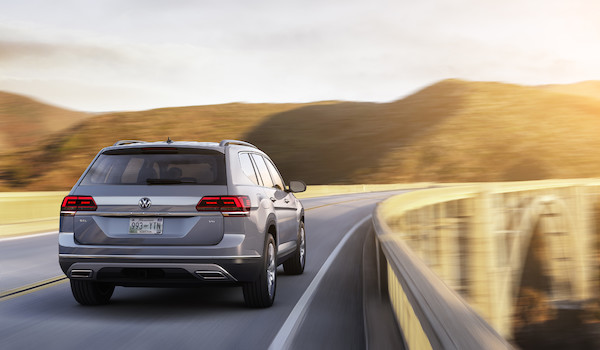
xmin=243 ymin=234 xmax=277 ymax=308
xmin=70 ymin=279 xmax=115 ymax=306
xmin=283 ymin=222 xmax=306 ymax=275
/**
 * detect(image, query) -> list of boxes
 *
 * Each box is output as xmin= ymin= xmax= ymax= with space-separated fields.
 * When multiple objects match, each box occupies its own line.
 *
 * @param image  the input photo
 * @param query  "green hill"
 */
xmin=2 ymin=79 xmax=600 ymax=191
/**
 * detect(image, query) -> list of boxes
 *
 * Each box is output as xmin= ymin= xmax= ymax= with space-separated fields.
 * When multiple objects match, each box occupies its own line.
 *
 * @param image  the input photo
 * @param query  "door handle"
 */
xmin=270 ymin=197 xmax=276 ymax=202
xmin=284 ymin=199 xmax=290 ymax=203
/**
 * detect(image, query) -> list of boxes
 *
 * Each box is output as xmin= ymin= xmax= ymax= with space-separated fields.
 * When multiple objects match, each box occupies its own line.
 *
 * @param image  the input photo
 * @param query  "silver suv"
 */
xmin=58 ymin=139 xmax=306 ymax=308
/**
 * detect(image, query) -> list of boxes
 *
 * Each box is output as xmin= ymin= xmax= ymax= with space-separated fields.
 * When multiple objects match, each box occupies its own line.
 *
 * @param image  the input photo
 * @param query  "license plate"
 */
xmin=129 ymin=218 xmax=163 ymax=235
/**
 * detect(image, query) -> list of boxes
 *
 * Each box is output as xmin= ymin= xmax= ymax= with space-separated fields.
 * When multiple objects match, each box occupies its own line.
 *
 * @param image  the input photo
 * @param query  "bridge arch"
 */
xmin=510 ymin=195 xmax=577 ymax=303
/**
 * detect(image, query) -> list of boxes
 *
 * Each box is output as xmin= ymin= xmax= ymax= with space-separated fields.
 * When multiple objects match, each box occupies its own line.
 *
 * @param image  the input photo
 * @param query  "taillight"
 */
xmin=61 ymin=196 xmax=97 ymax=211
xmin=196 ymin=196 xmax=251 ymax=215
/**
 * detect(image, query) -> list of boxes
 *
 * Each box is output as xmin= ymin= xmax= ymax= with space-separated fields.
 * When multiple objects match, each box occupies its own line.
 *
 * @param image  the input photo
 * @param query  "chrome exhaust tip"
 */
xmin=70 ymin=269 xmax=93 ymax=278
xmin=195 ymin=270 xmax=227 ymax=280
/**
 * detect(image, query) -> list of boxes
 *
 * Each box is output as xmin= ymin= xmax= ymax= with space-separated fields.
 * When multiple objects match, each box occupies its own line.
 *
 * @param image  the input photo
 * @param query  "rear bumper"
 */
xmin=60 ymin=259 xmax=263 ymax=286
xmin=58 ymin=232 xmax=263 ymax=284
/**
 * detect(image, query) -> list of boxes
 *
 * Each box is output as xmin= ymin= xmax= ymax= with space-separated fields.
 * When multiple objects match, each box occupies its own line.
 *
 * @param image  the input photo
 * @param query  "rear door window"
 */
xmin=239 ymin=153 xmax=260 ymax=186
xmin=264 ymin=158 xmax=285 ymax=190
xmin=250 ymin=154 xmax=274 ymax=188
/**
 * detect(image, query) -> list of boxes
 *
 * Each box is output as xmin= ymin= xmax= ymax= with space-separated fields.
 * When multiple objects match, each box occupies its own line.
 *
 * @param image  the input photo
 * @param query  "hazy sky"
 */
xmin=1 ymin=0 xmax=598 ymax=111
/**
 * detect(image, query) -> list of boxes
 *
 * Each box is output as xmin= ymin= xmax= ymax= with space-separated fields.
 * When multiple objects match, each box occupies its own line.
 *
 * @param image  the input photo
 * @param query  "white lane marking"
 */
xmin=0 ymin=231 xmax=58 ymax=242
xmin=269 ymin=215 xmax=372 ymax=350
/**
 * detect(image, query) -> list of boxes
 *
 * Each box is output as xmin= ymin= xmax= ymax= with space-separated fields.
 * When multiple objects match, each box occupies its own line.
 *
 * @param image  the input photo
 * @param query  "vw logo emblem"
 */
xmin=139 ymin=197 xmax=152 ymax=209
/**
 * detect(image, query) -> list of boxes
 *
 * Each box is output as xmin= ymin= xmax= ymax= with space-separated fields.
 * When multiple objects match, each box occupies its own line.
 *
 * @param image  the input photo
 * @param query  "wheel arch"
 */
xmin=265 ymin=213 xmax=277 ymax=246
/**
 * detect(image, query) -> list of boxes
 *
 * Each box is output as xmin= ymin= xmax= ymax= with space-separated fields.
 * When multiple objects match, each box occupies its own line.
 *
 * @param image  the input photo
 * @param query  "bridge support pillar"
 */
xmin=573 ymin=186 xmax=595 ymax=301
xmin=470 ymin=189 xmax=512 ymax=338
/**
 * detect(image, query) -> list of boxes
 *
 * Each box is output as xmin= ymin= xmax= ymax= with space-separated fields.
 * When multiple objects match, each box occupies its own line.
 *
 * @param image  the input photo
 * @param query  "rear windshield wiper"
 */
xmin=145 ymin=178 xmax=197 ymax=185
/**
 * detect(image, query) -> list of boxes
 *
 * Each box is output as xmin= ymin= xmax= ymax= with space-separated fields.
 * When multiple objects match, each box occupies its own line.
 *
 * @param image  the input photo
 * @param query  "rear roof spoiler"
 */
xmin=113 ymin=140 xmax=146 ymax=146
xmin=219 ymin=140 xmax=257 ymax=149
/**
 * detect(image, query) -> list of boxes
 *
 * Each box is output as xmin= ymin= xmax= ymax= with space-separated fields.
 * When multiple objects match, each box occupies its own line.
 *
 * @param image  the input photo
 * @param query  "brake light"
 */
xmin=61 ymin=196 xmax=97 ymax=211
xmin=196 ymin=196 xmax=251 ymax=214
xmin=142 ymin=147 xmax=177 ymax=150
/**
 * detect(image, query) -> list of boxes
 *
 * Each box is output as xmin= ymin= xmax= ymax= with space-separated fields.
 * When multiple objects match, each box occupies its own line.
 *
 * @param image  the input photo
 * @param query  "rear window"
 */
xmin=81 ymin=148 xmax=226 ymax=185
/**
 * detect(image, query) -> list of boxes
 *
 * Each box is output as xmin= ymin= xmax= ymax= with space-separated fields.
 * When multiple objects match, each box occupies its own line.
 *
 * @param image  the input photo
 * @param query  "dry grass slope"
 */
xmin=0 ymin=101 xmax=338 ymax=190
xmin=0 ymin=91 xmax=88 ymax=151
xmin=1 ymin=79 xmax=600 ymax=191
xmin=379 ymin=80 xmax=600 ymax=182
xmin=539 ymin=81 xmax=600 ymax=101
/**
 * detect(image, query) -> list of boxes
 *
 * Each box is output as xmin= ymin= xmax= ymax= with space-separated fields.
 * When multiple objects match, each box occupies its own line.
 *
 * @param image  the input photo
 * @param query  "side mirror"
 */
xmin=288 ymin=180 xmax=307 ymax=193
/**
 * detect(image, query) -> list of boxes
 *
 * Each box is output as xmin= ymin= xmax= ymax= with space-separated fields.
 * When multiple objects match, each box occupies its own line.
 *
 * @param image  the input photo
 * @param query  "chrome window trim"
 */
xmin=222 ymin=212 xmax=250 ymax=217
xmin=93 ymin=197 xmax=203 ymax=206
xmin=74 ymin=212 xmax=217 ymax=217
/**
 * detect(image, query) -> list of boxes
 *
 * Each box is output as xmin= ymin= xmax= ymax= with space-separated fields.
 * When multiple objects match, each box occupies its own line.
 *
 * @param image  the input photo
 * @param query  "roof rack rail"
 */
xmin=219 ymin=140 xmax=257 ymax=149
xmin=113 ymin=140 xmax=146 ymax=146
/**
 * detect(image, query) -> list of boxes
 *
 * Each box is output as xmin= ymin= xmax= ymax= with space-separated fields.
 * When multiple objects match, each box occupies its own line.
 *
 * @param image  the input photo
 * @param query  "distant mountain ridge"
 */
xmin=538 ymin=81 xmax=600 ymax=100
xmin=0 ymin=91 xmax=89 ymax=151
xmin=1 ymin=79 xmax=600 ymax=190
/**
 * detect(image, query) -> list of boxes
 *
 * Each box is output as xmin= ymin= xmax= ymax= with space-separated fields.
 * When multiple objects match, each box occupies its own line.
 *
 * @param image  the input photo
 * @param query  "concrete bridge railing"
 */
xmin=373 ymin=179 xmax=600 ymax=349
xmin=0 ymin=191 xmax=68 ymax=237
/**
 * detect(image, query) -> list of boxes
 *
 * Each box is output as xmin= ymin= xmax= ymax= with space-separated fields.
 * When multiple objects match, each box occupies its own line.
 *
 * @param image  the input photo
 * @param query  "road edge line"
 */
xmin=268 ymin=215 xmax=372 ymax=350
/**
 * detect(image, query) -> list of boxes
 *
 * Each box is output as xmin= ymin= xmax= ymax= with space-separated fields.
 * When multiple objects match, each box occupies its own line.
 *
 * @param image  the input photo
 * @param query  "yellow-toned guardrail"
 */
xmin=294 ymin=183 xmax=431 ymax=199
xmin=0 ymin=191 xmax=68 ymax=238
xmin=373 ymin=179 xmax=600 ymax=349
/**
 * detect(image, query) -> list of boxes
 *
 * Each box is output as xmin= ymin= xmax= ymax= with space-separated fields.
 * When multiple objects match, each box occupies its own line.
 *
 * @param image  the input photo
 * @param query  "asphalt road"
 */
xmin=0 ymin=191 xmax=407 ymax=350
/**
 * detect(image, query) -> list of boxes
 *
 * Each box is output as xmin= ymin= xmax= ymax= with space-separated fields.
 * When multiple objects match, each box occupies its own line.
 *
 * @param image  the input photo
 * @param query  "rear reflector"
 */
xmin=196 ymin=196 xmax=251 ymax=214
xmin=61 ymin=196 xmax=97 ymax=211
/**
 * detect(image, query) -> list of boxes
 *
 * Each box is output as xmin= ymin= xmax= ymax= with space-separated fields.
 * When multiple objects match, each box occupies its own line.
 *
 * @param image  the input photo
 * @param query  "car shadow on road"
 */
xmin=108 ymin=285 xmax=245 ymax=310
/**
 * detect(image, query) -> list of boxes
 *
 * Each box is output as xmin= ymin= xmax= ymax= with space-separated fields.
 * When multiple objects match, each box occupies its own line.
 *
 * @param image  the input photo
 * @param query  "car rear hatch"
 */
xmin=64 ymin=146 xmax=230 ymax=246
